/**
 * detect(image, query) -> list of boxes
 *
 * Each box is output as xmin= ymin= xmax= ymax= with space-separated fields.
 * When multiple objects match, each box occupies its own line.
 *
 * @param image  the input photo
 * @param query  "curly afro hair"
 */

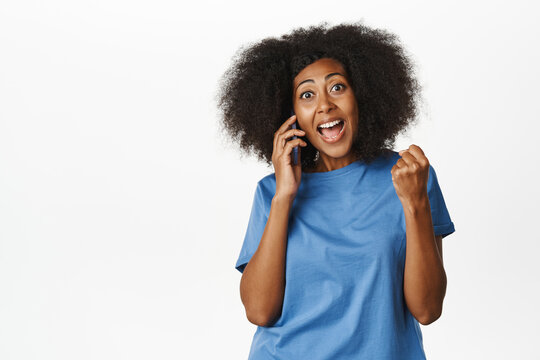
xmin=216 ymin=21 xmax=422 ymax=169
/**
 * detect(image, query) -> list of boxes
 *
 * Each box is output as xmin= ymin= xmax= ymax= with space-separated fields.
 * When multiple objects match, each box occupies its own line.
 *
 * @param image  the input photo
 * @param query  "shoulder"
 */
xmin=253 ymin=173 xmax=276 ymax=204
xmin=365 ymin=148 xmax=400 ymax=172
xmin=427 ymin=163 xmax=439 ymax=188
xmin=385 ymin=149 xmax=400 ymax=163
xmin=373 ymin=148 xmax=400 ymax=164
xmin=258 ymin=173 xmax=276 ymax=190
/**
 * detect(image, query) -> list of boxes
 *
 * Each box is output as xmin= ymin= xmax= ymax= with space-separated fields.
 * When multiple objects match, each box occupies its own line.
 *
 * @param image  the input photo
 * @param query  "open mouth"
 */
xmin=317 ymin=119 xmax=345 ymax=139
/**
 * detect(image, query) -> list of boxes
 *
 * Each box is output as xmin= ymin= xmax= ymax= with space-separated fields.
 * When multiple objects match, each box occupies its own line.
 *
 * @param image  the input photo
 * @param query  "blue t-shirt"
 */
xmin=235 ymin=150 xmax=455 ymax=359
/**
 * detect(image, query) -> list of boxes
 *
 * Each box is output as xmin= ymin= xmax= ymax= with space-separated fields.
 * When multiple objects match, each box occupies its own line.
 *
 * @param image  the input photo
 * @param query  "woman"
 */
xmin=217 ymin=21 xmax=455 ymax=359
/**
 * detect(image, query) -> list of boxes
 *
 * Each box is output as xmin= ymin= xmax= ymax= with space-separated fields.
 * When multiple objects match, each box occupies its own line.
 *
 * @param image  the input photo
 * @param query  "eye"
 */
xmin=299 ymin=83 xmax=346 ymax=99
xmin=332 ymin=83 xmax=346 ymax=92
xmin=299 ymin=91 xmax=313 ymax=100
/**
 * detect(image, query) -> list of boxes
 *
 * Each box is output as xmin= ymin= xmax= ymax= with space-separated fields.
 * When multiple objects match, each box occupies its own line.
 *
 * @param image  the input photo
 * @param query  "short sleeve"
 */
xmin=235 ymin=180 xmax=270 ymax=273
xmin=427 ymin=165 xmax=456 ymax=239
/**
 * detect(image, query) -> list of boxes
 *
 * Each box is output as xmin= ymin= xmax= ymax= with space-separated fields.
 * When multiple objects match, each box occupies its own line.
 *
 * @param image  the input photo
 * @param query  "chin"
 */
xmin=318 ymin=144 xmax=352 ymax=159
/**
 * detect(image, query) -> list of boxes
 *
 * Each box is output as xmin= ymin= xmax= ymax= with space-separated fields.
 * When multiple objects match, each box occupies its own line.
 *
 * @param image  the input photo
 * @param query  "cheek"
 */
xmin=296 ymin=118 xmax=310 ymax=132
xmin=297 ymin=121 xmax=319 ymax=141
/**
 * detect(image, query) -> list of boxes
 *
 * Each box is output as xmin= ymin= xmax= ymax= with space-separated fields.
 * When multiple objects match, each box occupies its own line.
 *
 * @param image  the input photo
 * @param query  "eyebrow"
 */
xmin=295 ymin=72 xmax=345 ymax=93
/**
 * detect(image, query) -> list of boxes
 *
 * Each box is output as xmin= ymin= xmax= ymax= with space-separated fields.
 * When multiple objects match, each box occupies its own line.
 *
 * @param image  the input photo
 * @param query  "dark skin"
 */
xmin=292 ymin=58 xmax=360 ymax=173
xmin=394 ymin=145 xmax=446 ymax=324
xmin=240 ymin=58 xmax=445 ymax=326
xmin=293 ymin=58 xmax=446 ymax=324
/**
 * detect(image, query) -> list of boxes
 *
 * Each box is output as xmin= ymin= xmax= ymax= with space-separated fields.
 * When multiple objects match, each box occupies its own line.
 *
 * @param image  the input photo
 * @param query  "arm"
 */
xmin=392 ymin=145 xmax=447 ymax=326
xmin=239 ymin=194 xmax=292 ymax=327
xmin=436 ymin=234 xmax=443 ymax=267
xmin=402 ymin=199 xmax=447 ymax=326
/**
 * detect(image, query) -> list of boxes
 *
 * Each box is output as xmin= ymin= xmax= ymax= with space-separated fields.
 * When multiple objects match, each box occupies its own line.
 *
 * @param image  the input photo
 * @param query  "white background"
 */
xmin=1 ymin=0 xmax=539 ymax=359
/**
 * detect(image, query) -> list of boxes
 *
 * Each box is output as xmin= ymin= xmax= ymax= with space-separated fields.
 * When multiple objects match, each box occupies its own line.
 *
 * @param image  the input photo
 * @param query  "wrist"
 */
xmin=272 ymin=193 xmax=295 ymax=207
xmin=401 ymin=195 xmax=431 ymax=217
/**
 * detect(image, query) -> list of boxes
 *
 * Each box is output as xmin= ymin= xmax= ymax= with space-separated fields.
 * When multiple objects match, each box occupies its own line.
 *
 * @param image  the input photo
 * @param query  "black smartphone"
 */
xmin=290 ymin=109 xmax=298 ymax=165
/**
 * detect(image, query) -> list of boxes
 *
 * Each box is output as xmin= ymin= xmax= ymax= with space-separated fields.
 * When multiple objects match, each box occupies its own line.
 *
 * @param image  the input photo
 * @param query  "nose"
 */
xmin=317 ymin=91 xmax=335 ymax=113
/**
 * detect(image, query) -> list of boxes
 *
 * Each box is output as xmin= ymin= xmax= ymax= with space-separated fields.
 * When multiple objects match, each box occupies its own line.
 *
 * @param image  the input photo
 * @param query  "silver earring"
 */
xmin=314 ymin=151 xmax=320 ymax=162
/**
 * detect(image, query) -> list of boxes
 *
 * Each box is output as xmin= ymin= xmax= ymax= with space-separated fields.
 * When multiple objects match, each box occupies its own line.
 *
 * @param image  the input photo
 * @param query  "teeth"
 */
xmin=327 ymin=123 xmax=345 ymax=139
xmin=318 ymin=119 xmax=342 ymax=129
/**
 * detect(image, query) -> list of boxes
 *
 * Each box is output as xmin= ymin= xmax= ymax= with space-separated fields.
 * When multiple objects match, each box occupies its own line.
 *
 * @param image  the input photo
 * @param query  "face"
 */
xmin=292 ymin=58 xmax=359 ymax=166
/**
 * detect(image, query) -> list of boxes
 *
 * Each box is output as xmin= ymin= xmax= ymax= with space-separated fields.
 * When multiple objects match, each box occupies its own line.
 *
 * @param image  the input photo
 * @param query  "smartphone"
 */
xmin=290 ymin=109 xmax=298 ymax=165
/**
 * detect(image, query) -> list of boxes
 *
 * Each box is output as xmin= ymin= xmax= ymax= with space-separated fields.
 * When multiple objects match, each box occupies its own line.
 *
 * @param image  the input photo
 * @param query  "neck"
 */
xmin=311 ymin=152 xmax=358 ymax=173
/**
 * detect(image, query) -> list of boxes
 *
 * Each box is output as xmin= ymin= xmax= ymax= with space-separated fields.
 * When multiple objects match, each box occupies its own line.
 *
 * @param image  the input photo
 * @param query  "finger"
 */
xmin=391 ymin=164 xmax=405 ymax=181
xmin=276 ymin=115 xmax=297 ymax=136
xmin=279 ymin=129 xmax=306 ymax=150
xmin=406 ymin=144 xmax=428 ymax=164
xmin=399 ymin=151 xmax=417 ymax=166
xmin=400 ymin=147 xmax=418 ymax=162
xmin=408 ymin=144 xmax=425 ymax=157
xmin=395 ymin=158 xmax=407 ymax=168
xmin=391 ymin=165 xmax=399 ymax=180
xmin=283 ymin=138 xmax=307 ymax=158
xmin=274 ymin=115 xmax=297 ymax=151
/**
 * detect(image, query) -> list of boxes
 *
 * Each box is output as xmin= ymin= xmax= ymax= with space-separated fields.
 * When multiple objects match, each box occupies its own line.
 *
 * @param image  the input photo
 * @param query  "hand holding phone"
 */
xmin=271 ymin=110 xmax=306 ymax=200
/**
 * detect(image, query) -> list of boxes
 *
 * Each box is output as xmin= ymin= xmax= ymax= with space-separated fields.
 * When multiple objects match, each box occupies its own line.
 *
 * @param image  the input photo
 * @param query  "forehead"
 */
xmin=293 ymin=58 xmax=347 ymax=86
